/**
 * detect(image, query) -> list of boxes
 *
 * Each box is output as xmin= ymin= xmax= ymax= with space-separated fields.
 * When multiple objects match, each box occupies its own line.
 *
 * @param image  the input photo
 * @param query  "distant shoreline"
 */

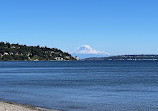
xmin=0 ymin=60 xmax=77 ymax=62
xmin=83 ymin=55 xmax=158 ymax=61
xmin=1 ymin=60 xmax=158 ymax=62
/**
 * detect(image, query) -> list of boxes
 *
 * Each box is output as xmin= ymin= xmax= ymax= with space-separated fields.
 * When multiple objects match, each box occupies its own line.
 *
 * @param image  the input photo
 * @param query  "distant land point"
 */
xmin=84 ymin=55 xmax=158 ymax=61
xmin=0 ymin=42 xmax=76 ymax=61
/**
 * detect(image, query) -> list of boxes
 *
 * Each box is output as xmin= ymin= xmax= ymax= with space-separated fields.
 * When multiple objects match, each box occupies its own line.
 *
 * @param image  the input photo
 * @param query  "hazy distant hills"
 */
xmin=0 ymin=42 xmax=76 ymax=61
xmin=71 ymin=45 xmax=109 ymax=59
xmin=84 ymin=55 xmax=158 ymax=61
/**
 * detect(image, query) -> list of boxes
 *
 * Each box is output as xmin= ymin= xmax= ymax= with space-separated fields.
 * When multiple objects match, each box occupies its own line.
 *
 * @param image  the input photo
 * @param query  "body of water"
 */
xmin=0 ymin=61 xmax=158 ymax=111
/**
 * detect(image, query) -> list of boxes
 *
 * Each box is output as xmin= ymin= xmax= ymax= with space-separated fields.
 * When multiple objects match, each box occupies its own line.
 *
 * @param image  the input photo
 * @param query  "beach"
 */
xmin=0 ymin=101 xmax=52 ymax=111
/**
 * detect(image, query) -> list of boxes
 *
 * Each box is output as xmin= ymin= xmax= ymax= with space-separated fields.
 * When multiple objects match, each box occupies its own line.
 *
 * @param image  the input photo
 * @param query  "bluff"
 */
xmin=0 ymin=42 xmax=76 ymax=61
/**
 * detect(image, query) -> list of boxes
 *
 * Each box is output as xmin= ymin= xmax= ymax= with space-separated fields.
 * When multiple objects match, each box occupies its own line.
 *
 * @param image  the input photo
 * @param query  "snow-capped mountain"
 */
xmin=71 ymin=45 xmax=109 ymax=59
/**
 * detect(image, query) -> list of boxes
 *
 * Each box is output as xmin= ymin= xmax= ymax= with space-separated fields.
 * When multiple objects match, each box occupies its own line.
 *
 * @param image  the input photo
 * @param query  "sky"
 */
xmin=0 ymin=0 xmax=158 ymax=55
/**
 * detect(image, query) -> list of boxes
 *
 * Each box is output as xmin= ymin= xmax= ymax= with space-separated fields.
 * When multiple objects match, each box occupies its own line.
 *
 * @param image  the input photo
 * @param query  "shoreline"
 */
xmin=0 ymin=100 xmax=60 ymax=111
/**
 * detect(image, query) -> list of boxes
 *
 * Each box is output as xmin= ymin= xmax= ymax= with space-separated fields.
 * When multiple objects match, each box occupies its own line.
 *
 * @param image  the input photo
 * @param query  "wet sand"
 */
xmin=0 ymin=101 xmax=58 ymax=111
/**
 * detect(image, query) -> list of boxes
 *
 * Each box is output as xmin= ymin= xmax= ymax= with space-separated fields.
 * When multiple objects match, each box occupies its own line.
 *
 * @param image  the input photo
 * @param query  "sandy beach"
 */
xmin=0 ymin=101 xmax=54 ymax=111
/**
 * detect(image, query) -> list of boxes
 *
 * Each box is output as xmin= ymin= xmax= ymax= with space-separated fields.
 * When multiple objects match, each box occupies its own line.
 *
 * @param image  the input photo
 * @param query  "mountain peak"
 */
xmin=78 ymin=45 xmax=93 ymax=51
xmin=72 ymin=45 xmax=109 ymax=55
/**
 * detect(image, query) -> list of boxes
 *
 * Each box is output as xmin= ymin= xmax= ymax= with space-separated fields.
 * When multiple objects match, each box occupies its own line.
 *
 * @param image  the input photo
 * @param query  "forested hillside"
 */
xmin=0 ymin=42 xmax=76 ymax=61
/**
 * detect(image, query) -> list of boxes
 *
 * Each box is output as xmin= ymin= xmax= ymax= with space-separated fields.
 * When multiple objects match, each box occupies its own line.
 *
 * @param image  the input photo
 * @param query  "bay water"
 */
xmin=0 ymin=61 xmax=158 ymax=111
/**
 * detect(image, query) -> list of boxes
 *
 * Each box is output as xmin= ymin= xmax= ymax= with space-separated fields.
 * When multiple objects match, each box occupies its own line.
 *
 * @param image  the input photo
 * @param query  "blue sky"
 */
xmin=0 ymin=0 xmax=158 ymax=55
